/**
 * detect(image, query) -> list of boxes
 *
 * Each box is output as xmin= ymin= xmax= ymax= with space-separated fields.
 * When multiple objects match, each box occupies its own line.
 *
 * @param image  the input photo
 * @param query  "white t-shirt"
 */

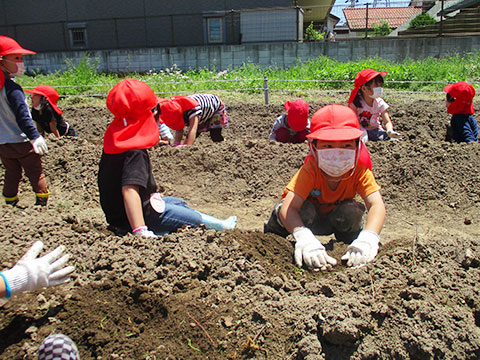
xmin=354 ymin=98 xmax=389 ymax=131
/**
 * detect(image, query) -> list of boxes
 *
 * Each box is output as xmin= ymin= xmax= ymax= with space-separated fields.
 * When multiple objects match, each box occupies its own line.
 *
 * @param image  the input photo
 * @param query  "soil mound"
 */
xmin=1 ymin=98 xmax=479 ymax=359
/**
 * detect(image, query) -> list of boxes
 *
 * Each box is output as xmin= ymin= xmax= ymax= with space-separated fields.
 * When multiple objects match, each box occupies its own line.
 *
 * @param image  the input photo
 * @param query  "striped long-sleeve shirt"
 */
xmin=186 ymin=94 xmax=223 ymax=124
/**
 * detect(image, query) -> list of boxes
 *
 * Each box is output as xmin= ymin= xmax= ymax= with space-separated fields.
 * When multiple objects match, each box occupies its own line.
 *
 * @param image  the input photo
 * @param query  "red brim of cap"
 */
xmin=2 ymin=49 xmax=36 ymax=56
xmin=307 ymin=128 xmax=364 ymax=141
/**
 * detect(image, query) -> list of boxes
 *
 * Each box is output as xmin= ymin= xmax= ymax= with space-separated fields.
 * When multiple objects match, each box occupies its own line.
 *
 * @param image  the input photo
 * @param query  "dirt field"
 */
xmin=1 ymin=95 xmax=480 ymax=359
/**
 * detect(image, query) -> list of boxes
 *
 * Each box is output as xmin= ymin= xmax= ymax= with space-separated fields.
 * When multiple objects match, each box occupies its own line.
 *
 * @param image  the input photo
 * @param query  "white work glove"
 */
xmin=341 ymin=230 xmax=380 ymax=268
xmin=1 ymin=241 xmax=74 ymax=298
xmin=293 ymin=227 xmax=337 ymax=271
xmin=132 ymin=226 xmax=158 ymax=239
xmin=31 ymin=136 xmax=48 ymax=155
xmin=386 ymin=129 xmax=401 ymax=140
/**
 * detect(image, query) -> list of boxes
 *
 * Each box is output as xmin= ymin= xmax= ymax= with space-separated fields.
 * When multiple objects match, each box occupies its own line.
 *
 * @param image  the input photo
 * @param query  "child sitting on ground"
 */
xmin=444 ymin=81 xmax=478 ymax=143
xmin=98 ymin=79 xmax=237 ymax=238
xmin=348 ymin=68 xmax=400 ymax=141
xmin=159 ymin=93 xmax=228 ymax=146
xmin=269 ymin=99 xmax=310 ymax=143
xmin=264 ymin=104 xmax=386 ymax=270
xmin=26 ymin=85 xmax=77 ymax=137
xmin=0 ymin=36 xmax=50 ymax=206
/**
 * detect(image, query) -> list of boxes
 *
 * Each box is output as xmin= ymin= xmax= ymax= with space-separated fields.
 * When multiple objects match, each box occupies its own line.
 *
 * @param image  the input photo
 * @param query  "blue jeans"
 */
xmin=145 ymin=196 xmax=202 ymax=235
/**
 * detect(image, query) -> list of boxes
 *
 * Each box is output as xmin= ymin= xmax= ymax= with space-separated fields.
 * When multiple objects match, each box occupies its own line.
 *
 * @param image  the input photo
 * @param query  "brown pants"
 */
xmin=0 ymin=142 xmax=48 ymax=197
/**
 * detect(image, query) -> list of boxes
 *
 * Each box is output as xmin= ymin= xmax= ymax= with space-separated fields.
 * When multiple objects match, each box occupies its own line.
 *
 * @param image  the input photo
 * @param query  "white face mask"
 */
xmin=316 ymin=148 xmax=356 ymax=177
xmin=3 ymin=59 xmax=26 ymax=77
xmin=369 ymin=87 xmax=383 ymax=99
xmin=33 ymin=104 xmax=43 ymax=111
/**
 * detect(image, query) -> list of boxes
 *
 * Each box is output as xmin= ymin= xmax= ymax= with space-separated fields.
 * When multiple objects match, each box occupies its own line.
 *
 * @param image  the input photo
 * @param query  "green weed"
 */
xmin=18 ymin=53 xmax=480 ymax=100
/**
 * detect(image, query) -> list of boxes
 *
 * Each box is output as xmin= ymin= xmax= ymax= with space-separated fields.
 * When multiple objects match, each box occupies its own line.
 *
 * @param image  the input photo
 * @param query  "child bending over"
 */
xmin=269 ymin=99 xmax=310 ymax=143
xmin=265 ymin=105 xmax=386 ymax=270
xmin=26 ymin=85 xmax=77 ymax=137
xmin=444 ymin=81 xmax=478 ymax=143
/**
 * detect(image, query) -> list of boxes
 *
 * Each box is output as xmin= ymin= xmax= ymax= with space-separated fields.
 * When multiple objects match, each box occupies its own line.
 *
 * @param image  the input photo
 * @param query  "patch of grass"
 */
xmin=18 ymin=53 xmax=480 ymax=101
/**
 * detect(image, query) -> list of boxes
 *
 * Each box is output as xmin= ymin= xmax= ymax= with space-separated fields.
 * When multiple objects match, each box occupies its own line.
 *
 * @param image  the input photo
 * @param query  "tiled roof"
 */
xmin=343 ymin=7 xmax=422 ymax=30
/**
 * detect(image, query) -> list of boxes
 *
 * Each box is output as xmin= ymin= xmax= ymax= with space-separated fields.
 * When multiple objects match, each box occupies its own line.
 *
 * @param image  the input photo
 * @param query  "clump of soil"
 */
xmin=1 ymin=97 xmax=480 ymax=359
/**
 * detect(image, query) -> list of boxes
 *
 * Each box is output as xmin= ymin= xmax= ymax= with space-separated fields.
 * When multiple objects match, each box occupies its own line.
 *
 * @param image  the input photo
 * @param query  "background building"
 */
xmin=0 ymin=0 xmax=322 ymax=52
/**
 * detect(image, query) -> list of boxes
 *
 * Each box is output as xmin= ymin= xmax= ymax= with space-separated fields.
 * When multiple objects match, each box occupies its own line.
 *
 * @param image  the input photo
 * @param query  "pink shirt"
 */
xmin=354 ymin=98 xmax=389 ymax=131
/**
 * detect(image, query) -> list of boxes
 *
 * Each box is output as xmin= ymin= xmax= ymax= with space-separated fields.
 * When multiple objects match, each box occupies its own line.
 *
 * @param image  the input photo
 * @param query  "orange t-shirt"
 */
xmin=282 ymin=157 xmax=380 ymax=215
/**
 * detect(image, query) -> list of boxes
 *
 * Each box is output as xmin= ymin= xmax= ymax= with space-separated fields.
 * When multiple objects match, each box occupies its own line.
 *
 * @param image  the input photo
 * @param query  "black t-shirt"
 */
xmin=31 ymin=103 xmax=69 ymax=135
xmin=98 ymin=149 xmax=157 ymax=230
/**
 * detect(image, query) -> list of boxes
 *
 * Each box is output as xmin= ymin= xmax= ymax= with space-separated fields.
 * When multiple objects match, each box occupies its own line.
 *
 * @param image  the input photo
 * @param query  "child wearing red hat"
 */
xmin=0 ymin=36 xmax=50 ymax=206
xmin=348 ymin=68 xmax=400 ymax=142
xmin=159 ymin=93 xmax=228 ymax=146
xmin=25 ymin=85 xmax=77 ymax=137
xmin=444 ymin=81 xmax=478 ymax=143
xmin=269 ymin=99 xmax=310 ymax=143
xmin=264 ymin=104 xmax=386 ymax=271
xmin=98 ymin=79 xmax=237 ymax=238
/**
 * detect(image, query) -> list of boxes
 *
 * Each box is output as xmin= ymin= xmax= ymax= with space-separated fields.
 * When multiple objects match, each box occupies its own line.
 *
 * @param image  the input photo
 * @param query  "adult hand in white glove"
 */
xmin=1 ymin=241 xmax=74 ymax=298
xmin=31 ymin=136 xmax=48 ymax=155
xmin=387 ymin=129 xmax=401 ymax=140
xmin=132 ymin=226 xmax=158 ymax=239
xmin=293 ymin=227 xmax=337 ymax=271
xmin=341 ymin=230 xmax=380 ymax=268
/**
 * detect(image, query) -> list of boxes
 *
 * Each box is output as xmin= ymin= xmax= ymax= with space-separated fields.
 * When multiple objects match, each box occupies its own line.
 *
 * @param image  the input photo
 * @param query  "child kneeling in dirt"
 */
xmin=98 ymin=79 xmax=237 ymax=238
xmin=159 ymin=94 xmax=228 ymax=146
xmin=26 ymin=85 xmax=77 ymax=137
xmin=269 ymin=99 xmax=310 ymax=143
xmin=264 ymin=104 xmax=386 ymax=270
xmin=444 ymin=81 xmax=478 ymax=143
xmin=348 ymin=68 xmax=400 ymax=142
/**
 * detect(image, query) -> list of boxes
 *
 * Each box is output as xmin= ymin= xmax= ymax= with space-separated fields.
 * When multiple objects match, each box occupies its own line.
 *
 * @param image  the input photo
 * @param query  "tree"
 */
xmin=304 ymin=22 xmax=325 ymax=41
xmin=408 ymin=12 xmax=437 ymax=30
xmin=372 ymin=21 xmax=392 ymax=36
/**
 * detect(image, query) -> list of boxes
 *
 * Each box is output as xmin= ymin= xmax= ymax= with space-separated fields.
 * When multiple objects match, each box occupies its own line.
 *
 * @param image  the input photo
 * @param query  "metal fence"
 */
xmin=37 ymin=77 xmax=480 ymax=104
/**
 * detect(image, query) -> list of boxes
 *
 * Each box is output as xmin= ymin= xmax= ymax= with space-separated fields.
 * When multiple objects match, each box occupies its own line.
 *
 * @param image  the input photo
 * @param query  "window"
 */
xmin=67 ymin=23 xmax=87 ymax=49
xmin=207 ymin=17 xmax=223 ymax=43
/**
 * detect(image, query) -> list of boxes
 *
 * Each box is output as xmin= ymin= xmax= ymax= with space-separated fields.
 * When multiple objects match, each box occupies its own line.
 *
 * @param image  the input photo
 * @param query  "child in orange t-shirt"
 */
xmin=264 ymin=104 xmax=386 ymax=271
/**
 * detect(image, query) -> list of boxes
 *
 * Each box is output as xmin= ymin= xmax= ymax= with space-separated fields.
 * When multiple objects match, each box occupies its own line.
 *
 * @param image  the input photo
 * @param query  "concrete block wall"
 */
xmin=26 ymin=36 xmax=480 ymax=74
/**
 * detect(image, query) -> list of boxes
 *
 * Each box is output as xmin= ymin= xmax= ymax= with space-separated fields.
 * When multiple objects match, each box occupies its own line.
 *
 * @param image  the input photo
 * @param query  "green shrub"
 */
xmin=408 ymin=12 xmax=437 ymax=30
xmin=304 ymin=22 xmax=324 ymax=41
xmin=372 ymin=21 xmax=392 ymax=36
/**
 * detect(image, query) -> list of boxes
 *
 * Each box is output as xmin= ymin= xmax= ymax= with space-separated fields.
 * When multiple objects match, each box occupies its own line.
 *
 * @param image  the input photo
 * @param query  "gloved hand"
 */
xmin=386 ymin=129 xmax=401 ymax=139
xmin=341 ymin=230 xmax=380 ymax=268
xmin=132 ymin=226 xmax=158 ymax=239
xmin=293 ymin=227 xmax=337 ymax=271
xmin=0 ymin=241 xmax=74 ymax=298
xmin=31 ymin=136 xmax=48 ymax=155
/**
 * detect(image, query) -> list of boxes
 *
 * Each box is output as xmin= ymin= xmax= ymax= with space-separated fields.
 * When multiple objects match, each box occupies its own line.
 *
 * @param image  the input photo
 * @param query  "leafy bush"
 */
xmin=304 ymin=22 xmax=324 ymax=41
xmin=408 ymin=12 xmax=437 ymax=30
xmin=372 ymin=21 xmax=392 ymax=36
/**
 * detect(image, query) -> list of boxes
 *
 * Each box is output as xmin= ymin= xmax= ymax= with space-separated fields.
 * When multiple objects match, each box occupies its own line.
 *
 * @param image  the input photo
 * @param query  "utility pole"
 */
xmin=365 ymin=3 xmax=369 ymax=38
xmin=439 ymin=0 xmax=444 ymax=36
